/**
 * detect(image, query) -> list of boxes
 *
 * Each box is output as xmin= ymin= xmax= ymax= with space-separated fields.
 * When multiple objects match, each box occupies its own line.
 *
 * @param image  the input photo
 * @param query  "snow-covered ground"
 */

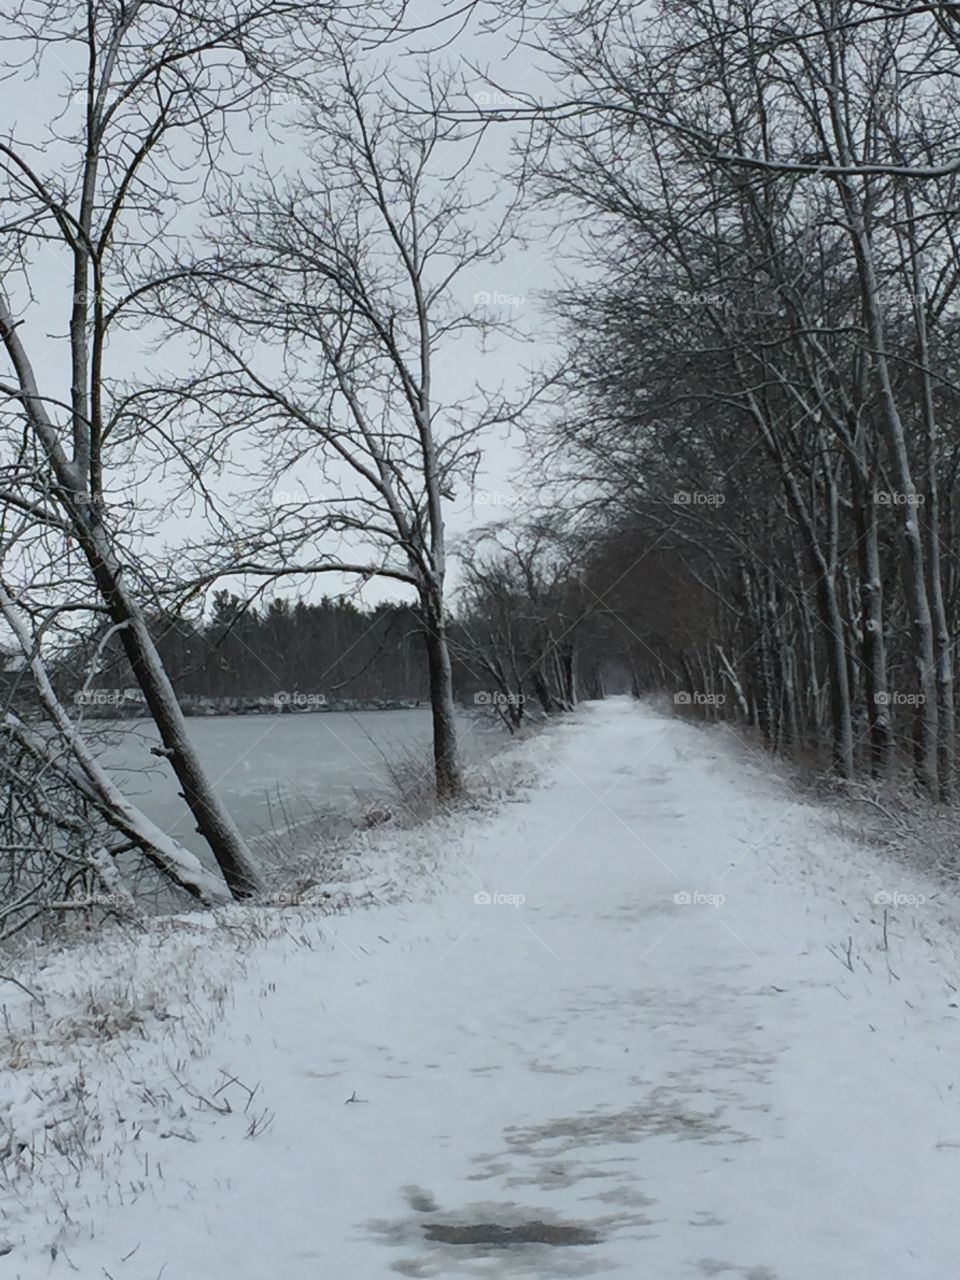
xmin=3 ymin=698 xmax=960 ymax=1278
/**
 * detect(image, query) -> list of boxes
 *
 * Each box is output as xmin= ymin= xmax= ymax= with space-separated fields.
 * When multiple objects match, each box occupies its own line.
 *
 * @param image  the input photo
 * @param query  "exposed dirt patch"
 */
xmin=423 ymin=1220 xmax=600 ymax=1247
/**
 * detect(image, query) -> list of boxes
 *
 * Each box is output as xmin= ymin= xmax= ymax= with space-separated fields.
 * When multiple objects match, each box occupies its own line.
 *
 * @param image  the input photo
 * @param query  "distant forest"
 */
xmin=47 ymin=546 xmax=624 ymax=718
xmin=58 ymin=592 xmax=434 ymax=707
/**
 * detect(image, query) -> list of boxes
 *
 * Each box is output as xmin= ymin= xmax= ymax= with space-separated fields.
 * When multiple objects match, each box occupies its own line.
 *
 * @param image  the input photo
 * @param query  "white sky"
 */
xmin=1 ymin=3 xmax=569 ymax=612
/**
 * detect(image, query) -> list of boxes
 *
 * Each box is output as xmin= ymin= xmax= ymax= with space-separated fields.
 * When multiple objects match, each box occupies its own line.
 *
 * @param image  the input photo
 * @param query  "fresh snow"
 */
xmin=3 ymin=698 xmax=960 ymax=1278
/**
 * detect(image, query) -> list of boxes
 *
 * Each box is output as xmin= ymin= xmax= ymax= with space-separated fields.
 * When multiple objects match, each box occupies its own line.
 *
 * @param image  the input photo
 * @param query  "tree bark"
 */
xmin=851 ymin=449 xmax=891 ymax=776
xmin=82 ymin=526 xmax=264 ymax=897
xmin=420 ymin=592 xmax=463 ymax=800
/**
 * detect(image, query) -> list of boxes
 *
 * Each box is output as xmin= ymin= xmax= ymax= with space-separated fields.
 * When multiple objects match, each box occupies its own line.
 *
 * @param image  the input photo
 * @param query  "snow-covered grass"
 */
xmin=3 ymin=699 xmax=960 ymax=1277
xmin=673 ymin=704 xmax=960 ymax=901
xmin=0 ymin=725 xmax=547 ymax=1263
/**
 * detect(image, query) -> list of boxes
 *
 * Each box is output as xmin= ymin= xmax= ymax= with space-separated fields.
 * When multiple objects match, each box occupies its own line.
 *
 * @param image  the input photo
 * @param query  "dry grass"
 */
xmin=0 ymin=906 xmax=332 ymax=1253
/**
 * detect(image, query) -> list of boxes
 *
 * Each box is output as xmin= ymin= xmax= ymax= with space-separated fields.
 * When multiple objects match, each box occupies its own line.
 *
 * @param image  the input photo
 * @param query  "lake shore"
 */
xmin=68 ymin=693 xmax=428 ymax=719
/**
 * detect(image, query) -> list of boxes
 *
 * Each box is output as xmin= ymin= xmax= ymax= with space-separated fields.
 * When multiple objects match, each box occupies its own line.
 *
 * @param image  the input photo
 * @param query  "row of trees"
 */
xmin=510 ymin=0 xmax=960 ymax=798
xmin=0 ymin=0 xmax=613 ymax=924
xmin=54 ymin=565 xmax=613 ymax=727
xmin=0 ymin=0 xmax=344 ymax=900
xmin=455 ymin=521 xmax=615 ymax=726
xmin=59 ymin=594 xmax=430 ymax=707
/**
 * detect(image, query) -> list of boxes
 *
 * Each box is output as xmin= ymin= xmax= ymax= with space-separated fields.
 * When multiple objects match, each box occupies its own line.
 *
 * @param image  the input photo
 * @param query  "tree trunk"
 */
xmin=420 ymin=592 xmax=463 ymax=800
xmin=526 ymin=659 xmax=556 ymax=715
xmin=906 ymin=214 xmax=954 ymax=800
xmin=84 ymin=527 xmax=264 ymax=896
xmin=814 ymin=573 xmax=855 ymax=778
xmin=851 ymin=452 xmax=891 ymax=776
xmin=0 ymin=590 xmax=233 ymax=906
xmin=837 ymin=190 xmax=939 ymax=794
xmin=560 ymin=644 xmax=578 ymax=708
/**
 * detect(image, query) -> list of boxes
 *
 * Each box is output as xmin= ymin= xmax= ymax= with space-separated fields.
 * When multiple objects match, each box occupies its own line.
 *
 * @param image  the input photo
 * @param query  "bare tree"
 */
xmin=0 ymin=579 xmax=231 ymax=923
xmin=159 ymin=56 xmax=521 ymax=800
xmin=455 ymin=520 xmax=594 ymax=721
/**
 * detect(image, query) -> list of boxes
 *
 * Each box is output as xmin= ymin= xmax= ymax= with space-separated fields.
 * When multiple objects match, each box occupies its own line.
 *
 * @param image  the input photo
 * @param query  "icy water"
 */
xmin=95 ymin=709 xmax=502 ymax=858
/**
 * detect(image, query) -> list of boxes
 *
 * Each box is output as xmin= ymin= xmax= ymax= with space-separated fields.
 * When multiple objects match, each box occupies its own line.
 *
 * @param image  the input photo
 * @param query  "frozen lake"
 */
xmin=94 ymin=709 xmax=503 ymax=858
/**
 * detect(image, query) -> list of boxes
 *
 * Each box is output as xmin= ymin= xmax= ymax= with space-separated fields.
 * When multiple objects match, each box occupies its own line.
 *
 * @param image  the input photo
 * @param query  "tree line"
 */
xmin=57 ymin=594 xmax=430 ymax=709
xmin=50 ymin=568 xmax=617 ymax=725
xmin=517 ymin=0 xmax=960 ymax=800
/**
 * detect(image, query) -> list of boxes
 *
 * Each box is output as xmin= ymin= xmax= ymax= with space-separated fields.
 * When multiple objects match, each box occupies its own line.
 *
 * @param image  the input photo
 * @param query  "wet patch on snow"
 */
xmin=403 ymin=1184 xmax=440 ymax=1212
xmin=698 ymin=1261 xmax=778 ymax=1279
xmin=423 ymin=1219 xmax=599 ymax=1245
xmin=503 ymin=1096 xmax=744 ymax=1152
xmin=366 ymin=1198 xmax=621 ymax=1278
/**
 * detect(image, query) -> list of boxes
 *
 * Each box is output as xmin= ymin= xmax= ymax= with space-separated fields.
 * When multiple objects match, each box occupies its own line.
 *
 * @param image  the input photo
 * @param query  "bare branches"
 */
xmin=523 ymin=0 xmax=960 ymax=787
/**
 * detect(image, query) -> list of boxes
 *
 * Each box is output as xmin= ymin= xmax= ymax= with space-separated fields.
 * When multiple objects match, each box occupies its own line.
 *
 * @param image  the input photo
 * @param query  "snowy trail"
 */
xmin=10 ymin=699 xmax=960 ymax=1278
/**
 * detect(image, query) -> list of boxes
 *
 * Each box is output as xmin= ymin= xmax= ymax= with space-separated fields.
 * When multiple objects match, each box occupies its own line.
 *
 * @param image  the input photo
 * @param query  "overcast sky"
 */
xmin=2 ymin=2 xmax=571 ymax=611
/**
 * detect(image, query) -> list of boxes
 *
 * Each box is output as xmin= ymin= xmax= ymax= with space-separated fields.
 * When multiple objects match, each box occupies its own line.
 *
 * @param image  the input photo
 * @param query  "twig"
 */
xmin=0 ymin=973 xmax=43 ymax=1004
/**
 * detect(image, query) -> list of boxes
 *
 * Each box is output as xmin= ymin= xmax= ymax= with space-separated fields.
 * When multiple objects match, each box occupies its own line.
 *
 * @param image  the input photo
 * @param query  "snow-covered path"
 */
xmin=10 ymin=699 xmax=960 ymax=1278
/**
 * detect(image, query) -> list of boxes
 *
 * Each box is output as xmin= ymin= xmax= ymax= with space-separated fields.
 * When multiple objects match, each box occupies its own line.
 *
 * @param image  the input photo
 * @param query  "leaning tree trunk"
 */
xmin=83 ymin=519 xmax=264 ymax=897
xmin=525 ymin=656 xmax=556 ymax=716
xmin=560 ymin=643 xmax=578 ymax=708
xmin=0 ymin=298 xmax=263 ymax=898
